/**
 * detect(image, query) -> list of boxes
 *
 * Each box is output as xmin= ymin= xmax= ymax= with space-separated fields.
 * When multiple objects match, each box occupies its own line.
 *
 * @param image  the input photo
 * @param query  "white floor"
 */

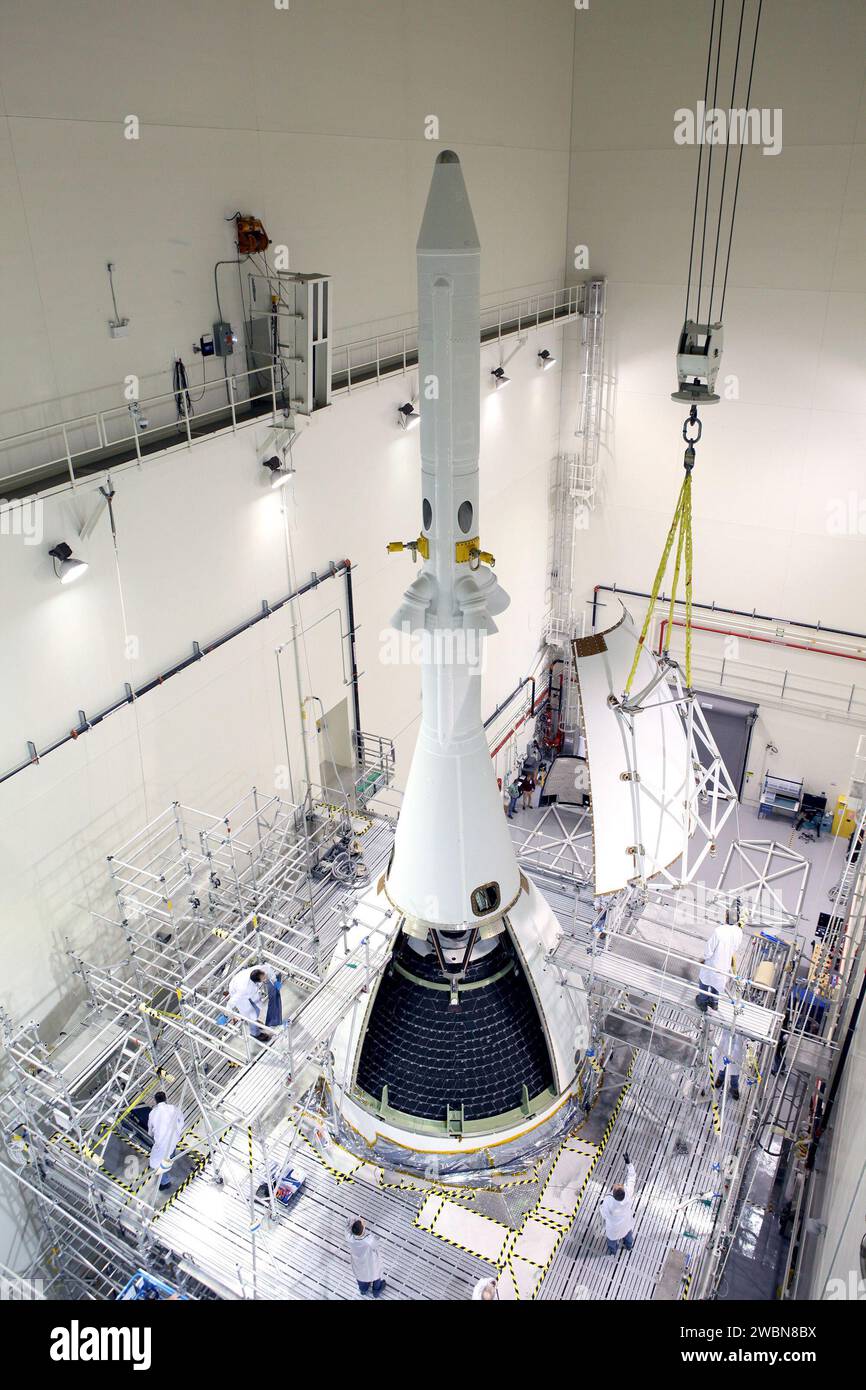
xmin=699 ymin=800 xmax=848 ymax=944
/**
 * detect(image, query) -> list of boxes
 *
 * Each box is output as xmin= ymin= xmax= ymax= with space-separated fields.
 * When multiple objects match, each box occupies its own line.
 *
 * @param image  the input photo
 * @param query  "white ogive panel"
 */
xmin=573 ymin=607 xmax=692 ymax=895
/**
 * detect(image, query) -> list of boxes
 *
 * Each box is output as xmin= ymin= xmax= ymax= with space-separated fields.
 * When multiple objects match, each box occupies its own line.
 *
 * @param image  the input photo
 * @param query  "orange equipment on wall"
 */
xmin=234 ymin=214 xmax=270 ymax=255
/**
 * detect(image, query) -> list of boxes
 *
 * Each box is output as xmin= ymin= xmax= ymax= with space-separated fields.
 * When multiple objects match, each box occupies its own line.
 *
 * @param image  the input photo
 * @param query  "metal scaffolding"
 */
xmin=2 ymin=775 xmax=861 ymax=1301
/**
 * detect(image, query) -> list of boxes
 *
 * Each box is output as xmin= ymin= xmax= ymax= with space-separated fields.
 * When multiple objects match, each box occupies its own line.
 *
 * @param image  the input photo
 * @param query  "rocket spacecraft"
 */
xmin=329 ymin=151 xmax=589 ymax=1182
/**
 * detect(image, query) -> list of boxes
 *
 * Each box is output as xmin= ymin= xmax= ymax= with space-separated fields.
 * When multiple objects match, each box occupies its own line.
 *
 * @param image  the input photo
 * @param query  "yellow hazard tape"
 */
xmin=708 ymin=1055 xmax=722 ymax=1136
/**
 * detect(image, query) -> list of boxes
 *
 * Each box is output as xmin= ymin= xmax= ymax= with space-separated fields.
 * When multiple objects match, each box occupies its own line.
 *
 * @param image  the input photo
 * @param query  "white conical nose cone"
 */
xmin=417 ymin=150 xmax=480 ymax=254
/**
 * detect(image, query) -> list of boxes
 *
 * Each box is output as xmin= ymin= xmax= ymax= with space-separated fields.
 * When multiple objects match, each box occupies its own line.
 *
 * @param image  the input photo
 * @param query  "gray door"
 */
xmin=693 ymin=690 xmax=758 ymax=800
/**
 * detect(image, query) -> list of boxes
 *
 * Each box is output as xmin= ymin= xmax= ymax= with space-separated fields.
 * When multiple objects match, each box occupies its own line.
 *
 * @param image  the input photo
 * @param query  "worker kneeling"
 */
xmin=600 ymin=1154 xmax=637 ymax=1255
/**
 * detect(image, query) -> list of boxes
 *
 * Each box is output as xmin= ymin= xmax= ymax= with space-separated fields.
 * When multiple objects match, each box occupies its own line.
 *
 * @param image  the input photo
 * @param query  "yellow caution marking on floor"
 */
xmin=708 ymin=1055 xmax=722 ymax=1136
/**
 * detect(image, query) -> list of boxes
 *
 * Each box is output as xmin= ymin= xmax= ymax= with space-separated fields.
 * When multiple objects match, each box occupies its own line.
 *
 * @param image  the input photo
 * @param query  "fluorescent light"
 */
xmin=48 ymin=542 xmax=89 ymax=584
xmin=537 ymin=349 xmax=557 ymax=370
xmin=491 ymin=367 xmax=510 ymax=389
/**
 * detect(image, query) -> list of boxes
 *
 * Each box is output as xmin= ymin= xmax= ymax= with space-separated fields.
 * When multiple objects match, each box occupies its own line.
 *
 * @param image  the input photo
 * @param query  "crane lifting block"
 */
xmin=672 ymin=320 xmax=723 ymax=403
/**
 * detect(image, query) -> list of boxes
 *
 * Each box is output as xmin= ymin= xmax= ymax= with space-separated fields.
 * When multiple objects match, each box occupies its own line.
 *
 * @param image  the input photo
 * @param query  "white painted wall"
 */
xmin=0 ymin=326 xmax=563 ymax=1029
xmin=0 ymin=0 xmax=574 ymax=433
xmin=565 ymin=0 xmax=866 ymax=803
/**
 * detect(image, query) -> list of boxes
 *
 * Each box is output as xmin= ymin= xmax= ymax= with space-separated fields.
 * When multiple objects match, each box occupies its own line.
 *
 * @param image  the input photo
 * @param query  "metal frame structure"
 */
xmin=616 ymin=658 xmax=739 ymax=889
xmin=2 ymin=773 xmax=862 ymax=1301
xmin=714 ymin=839 xmax=810 ymax=930
xmin=0 ymin=786 xmax=400 ymax=1300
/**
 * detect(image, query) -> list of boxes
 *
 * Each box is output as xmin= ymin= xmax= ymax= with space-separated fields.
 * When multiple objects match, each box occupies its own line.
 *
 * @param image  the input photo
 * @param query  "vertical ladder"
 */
xmin=546 ymin=279 xmax=607 ymax=738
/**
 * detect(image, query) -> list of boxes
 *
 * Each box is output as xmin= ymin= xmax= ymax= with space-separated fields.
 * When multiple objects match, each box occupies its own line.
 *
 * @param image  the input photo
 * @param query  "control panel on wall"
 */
xmin=213 ymin=321 xmax=237 ymax=356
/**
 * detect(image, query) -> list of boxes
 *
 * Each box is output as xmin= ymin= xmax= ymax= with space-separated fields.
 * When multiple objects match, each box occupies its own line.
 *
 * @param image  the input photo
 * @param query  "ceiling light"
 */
xmin=262 ymin=456 xmax=294 ymax=490
xmin=537 ymin=349 xmax=557 ymax=370
xmin=490 ymin=367 xmax=510 ymax=389
xmin=49 ymin=542 xmax=89 ymax=584
xmin=397 ymin=402 xmax=420 ymax=430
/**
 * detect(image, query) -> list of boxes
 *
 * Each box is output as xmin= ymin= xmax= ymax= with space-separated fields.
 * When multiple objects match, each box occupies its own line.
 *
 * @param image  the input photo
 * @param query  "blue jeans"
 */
xmin=508 ymin=795 xmax=519 ymax=817
xmin=358 ymin=1278 xmax=386 ymax=1296
xmin=606 ymin=1230 xmax=634 ymax=1255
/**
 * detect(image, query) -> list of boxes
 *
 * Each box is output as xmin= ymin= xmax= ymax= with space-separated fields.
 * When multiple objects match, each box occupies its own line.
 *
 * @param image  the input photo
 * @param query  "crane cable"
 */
xmin=626 ymin=3 xmax=765 ymax=699
xmin=683 ymin=0 xmax=765 ymax=331
xmin=623 ymin=408 xmax=699 ymax=698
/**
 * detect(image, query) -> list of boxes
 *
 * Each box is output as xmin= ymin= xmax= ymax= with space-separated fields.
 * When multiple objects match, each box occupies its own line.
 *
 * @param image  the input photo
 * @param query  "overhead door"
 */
xmin=693 ymin=689 xmax=758 ymax=800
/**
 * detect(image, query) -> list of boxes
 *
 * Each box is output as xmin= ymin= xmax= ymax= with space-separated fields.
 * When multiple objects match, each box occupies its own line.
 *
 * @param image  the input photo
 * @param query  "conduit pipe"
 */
xmin=592 ymin=583 xmax=866 ymax=645
xmin=658 ymin=617 xmax=866 ymax=666
xmin=0 ymin=560 xmax=360 ymax=789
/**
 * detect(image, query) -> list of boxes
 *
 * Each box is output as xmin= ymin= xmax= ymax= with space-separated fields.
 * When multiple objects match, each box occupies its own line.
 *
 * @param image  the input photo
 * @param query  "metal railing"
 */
xmin=0 ymin=360 xmax=281 ymax=500
xmin=685 ymin=648 xmax=866 ymax=725
xmin=0 ymin=284 xmax=582 ymax=501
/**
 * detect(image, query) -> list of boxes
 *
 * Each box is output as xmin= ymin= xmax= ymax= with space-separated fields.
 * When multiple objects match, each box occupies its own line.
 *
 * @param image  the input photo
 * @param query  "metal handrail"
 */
xmin=0 ymin=283 xmax=581 ymax=498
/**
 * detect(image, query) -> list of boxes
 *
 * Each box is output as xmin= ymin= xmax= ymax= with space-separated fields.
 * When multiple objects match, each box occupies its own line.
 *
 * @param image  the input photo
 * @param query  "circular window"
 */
xmin=458 ymin=501 xmax=474 ymax=534
xmin=422 ymin=498 xmax=433 ymax=531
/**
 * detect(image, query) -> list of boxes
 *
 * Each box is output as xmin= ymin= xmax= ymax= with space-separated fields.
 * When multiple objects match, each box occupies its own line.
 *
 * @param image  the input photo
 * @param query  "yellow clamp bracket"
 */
xmin=455 ymin=536 xmax=479 ymax=564
xmin=455 ymin=538 xmax=496 ymax=568
xmin=387 ymin=535 xmax=429 ymax=561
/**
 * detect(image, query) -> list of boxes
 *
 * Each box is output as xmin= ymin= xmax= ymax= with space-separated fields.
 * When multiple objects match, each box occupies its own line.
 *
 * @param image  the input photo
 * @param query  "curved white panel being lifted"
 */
xmin=574 ymin=606 xmax=736 ymax=895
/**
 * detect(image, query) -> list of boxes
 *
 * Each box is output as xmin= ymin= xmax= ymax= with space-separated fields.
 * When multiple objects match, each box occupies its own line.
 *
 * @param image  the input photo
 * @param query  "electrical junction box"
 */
xmin=198 ymin=333 xmax=215 ymax=357
xmin=213 ymin=321 xmax=237 ymax=356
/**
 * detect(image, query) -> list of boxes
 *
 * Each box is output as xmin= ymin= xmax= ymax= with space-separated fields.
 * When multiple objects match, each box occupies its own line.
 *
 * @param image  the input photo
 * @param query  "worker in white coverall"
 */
xmin=147 ymin=1091 xmax=185 ymax=1191
xmin=696 ymin=915 xmax=743 ymax=1013
xmin=714 ymin=1028 xmax=744 ymax=1101
xmin=599 ymin=1153 xmax=637 ymax=1255
xmin=227 ymin=964 xmax=278 ymax=1041
xmin=346 ymin=1217 xmax=386 ymax=1297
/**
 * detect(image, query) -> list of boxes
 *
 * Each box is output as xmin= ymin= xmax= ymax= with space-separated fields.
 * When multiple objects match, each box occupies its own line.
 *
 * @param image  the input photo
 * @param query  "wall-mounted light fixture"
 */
xmin=48 ymin=542 xmax=89 ymax=584
xmin=262 ymin=456 xmax=294 ymax=490
xmin=397 ymin=402 xmax=420 ymax=430
xmin=490 ymin=367 xmax=510 ymax=389
xmin=537 ymin=349 xmax=557 ymax=370
xmin=107 ymin=262 xmax=130 ymax=338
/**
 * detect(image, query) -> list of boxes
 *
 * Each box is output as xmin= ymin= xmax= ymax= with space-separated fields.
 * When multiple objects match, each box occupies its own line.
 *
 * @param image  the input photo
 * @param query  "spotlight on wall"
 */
xmin=128 ymin=401 xmax=149 ymax=431
xmin=48 ymin=542 xmax=89 ymax=584
xmin=537 ymin=349 xmax=557 ymax=370
xmin=397 ymin=402 xmax=420 ymax=430
xmin=490 ymin=366 xmax=510 ymax=389
xmin=262 ymin=456 xmax=294 ymax=490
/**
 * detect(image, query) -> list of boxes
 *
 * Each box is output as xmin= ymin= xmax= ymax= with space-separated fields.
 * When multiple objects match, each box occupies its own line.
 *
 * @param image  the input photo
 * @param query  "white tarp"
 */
xmin=573 ymin=607 xmax=693 ymax=895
